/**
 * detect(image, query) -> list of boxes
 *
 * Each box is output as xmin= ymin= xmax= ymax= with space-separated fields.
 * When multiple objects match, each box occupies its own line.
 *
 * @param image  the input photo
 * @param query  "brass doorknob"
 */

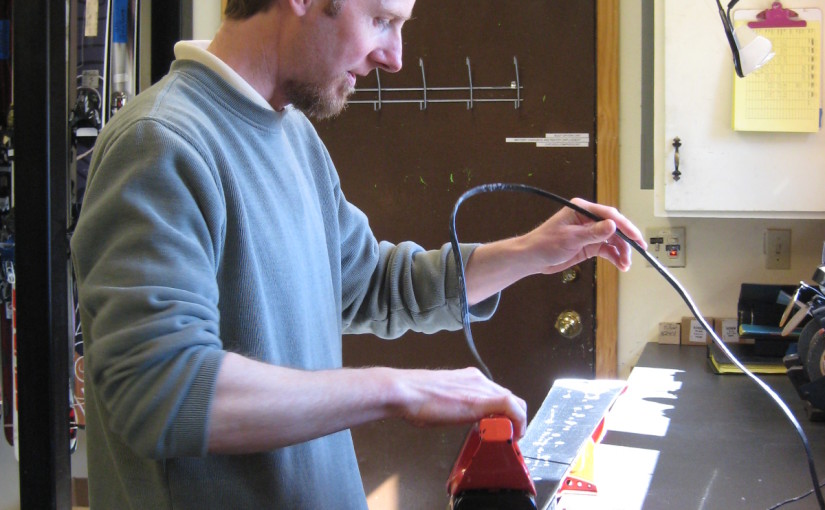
xmin=555 ymin=310 xmax=583 ymax=339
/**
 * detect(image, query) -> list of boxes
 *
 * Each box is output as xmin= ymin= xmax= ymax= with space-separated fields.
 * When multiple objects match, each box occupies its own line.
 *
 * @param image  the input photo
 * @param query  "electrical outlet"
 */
xmin=765 ymin=229 xmax=791 ymax=270
xmin=645 ymin=227 xmax=686 ymax=268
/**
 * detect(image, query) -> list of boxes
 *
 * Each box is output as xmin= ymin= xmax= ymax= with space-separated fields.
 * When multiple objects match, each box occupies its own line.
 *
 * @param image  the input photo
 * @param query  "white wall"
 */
xmin=193 ymin=0 xmax=222 ymax=40
xmin=617 ymin=0 xmax=825 ymax=377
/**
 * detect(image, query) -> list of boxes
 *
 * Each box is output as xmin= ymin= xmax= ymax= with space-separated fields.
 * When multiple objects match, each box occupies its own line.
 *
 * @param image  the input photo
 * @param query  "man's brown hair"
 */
xmin=224 ymin=0 xmax=344 ymax=19
xmin=224 ymin=0 xmax=275 ymax=19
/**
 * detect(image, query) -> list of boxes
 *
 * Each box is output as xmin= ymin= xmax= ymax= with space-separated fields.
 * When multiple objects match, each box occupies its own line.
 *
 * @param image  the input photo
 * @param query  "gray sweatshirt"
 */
xmin=70 ymin=60 xmax=497 ymax=509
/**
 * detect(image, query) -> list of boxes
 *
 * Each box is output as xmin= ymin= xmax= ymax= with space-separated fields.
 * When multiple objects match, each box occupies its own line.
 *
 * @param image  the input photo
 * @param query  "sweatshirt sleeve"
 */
xmin=70 ymin=118 xmax=226 ymax=459
xmin=336 ymin=188 xmax=500 ymax=338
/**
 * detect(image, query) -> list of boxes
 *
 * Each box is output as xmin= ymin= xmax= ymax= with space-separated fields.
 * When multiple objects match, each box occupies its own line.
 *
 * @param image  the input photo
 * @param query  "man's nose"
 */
xmin=372 ymin=33 xmax=403 ymax=73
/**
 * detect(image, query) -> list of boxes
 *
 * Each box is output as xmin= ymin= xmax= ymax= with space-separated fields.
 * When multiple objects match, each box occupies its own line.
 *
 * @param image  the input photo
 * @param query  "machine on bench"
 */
xmin=781 ymin=266 xmax=825 ymax=421
xmin=447 ymin=379 xmax=626 ymax=510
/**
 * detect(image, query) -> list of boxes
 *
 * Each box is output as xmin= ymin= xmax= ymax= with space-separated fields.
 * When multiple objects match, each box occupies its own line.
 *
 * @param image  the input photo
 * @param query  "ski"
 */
xmin=0 ymin=0 xmax=12 ymax=449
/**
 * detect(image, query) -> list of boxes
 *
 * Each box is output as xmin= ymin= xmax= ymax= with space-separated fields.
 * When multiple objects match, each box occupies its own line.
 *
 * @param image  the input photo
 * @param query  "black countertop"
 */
xmin=602 ymin=343 xmax=825 ymax=510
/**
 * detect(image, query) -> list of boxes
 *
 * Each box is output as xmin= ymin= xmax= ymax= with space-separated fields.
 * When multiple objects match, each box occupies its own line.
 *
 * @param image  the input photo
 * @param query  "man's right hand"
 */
xmin=387 ymin=367 xmax=527 ymax=438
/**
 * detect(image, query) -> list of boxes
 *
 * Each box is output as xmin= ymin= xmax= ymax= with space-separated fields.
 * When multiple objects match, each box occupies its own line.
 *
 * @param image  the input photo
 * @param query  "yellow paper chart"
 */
xmin=733 ymin=16 xmax=821 ymax=132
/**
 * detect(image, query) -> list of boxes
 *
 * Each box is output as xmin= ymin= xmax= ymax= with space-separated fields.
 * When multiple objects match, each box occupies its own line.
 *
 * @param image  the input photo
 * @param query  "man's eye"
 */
xmin=375 ymin=18 xmax=391 ymax=29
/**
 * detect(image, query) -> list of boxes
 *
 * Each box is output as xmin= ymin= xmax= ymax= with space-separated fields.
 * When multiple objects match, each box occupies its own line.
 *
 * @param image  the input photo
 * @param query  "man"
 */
xmin=70 ymin=0 xmax=646 ymax=507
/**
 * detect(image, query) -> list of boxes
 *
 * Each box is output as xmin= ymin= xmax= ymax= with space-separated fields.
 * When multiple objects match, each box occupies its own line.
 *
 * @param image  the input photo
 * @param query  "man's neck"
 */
xmin=175 ymin=41 xmax=273 ymax=110
xmin=207 ymin=13 xmax=288 ymax=111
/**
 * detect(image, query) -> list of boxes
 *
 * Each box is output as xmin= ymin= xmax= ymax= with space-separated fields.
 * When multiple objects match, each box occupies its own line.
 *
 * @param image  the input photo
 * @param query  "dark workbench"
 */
xmin=600 ymin=343 xmax=825 ymax=510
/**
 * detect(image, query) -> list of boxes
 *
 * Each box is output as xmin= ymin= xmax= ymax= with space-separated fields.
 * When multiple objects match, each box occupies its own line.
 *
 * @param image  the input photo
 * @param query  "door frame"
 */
xmin=596 ymin=0 xmax=620 ymax=378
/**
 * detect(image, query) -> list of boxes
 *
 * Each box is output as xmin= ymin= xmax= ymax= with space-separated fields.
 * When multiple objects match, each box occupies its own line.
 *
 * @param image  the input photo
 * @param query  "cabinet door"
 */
xmin=655 ymin=0 xmax=825 ymax=218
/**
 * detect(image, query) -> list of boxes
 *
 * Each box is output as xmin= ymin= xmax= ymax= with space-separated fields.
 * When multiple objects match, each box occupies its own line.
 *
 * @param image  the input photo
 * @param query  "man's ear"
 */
xmin=286 ymin=0 xmax=315 ymax=16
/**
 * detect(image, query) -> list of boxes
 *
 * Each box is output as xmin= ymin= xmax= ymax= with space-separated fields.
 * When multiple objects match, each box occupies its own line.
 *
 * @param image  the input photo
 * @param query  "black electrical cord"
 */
xmin=769 ymin=479 xmax=825 ymax=510
xmin=448 ymin=183 xmax=825 ymax=510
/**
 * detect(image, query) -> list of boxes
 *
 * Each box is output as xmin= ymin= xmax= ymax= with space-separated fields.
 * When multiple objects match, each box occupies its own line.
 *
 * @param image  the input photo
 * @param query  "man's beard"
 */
xmin=283 ymin=76 xmax=354 ymax=120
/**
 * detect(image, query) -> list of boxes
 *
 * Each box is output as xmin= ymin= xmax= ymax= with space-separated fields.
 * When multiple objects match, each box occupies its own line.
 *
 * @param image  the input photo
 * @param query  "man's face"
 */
xmin=283 ymin=0 xmax=414 ymax=119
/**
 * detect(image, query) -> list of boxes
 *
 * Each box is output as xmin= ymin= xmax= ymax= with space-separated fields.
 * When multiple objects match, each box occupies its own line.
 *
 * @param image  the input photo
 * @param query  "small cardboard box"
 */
xmin=658 ymin=322 xmax=681 ymax=345
xmin=714 ymin=318 xmax=741 ymax=343
xmin=681 ymin=316 xmax=715 ymax=346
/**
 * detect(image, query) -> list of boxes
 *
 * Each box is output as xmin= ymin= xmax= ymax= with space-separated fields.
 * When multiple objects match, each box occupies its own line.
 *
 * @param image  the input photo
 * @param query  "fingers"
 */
xmin=592 ymin=220 xmax=634 ymax=271
xmin=567 ymin=199 xmax=646 ymax=271
xmin=598 ymin=238 xmax=631 ymax=272
xmin=505 ymin=394 xmax=528 ymax=438
xmin=395 ymin=367 xmax=527 ymax=438
xmin=479 ymin=381 xmax=528 ymax=438
xmin=452 ymin=368 xmax=527 ymax=437
xmin=571 ymin=198 xmax=647 ymax=250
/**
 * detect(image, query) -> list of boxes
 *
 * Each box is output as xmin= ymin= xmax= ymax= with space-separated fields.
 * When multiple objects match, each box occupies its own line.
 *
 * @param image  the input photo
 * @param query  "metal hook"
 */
xmin=374 ymin=69 xmax=383 ymax=111
xmin=349 ymin=56 xmax=524 ymax=110
xmin=513 ymin=56 xmax=521 ymax=109
xmin=419 ymin=58 xmax=428 ymax=110
xmin=465 ymin=57 xmax=474 ymax=110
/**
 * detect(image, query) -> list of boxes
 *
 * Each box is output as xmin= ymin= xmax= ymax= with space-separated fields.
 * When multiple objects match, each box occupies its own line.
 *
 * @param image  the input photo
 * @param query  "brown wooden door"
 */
xmin=313 ymin=2 xmax=598 ymax=507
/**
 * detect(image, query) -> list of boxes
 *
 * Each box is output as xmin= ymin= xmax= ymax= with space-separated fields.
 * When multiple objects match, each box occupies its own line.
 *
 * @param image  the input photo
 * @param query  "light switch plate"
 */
xmin=646 ymin=227 xmax=686 ymax=268
xmin=765 ymin=229 xmax=791 ymax=270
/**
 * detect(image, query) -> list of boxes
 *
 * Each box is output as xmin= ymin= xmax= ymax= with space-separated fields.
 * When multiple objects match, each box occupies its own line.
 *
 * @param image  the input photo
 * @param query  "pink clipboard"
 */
xmin=749 ymin=1 xmax=808 ymax=28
